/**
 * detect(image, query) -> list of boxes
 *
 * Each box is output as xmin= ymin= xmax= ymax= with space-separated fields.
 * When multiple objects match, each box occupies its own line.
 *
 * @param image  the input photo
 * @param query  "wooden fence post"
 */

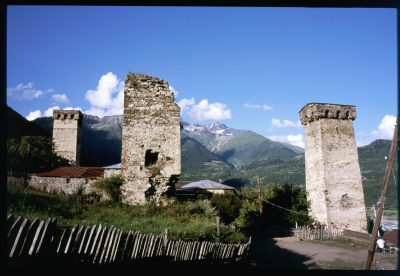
xmin=163 ymin=228 xmax=168 ymax=247
xmin=216 ymin=216 xmax=220 ymax=241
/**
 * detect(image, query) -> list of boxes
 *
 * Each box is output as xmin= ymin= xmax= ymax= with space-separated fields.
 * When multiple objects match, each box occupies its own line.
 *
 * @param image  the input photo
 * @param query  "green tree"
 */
xmin=261 ymin=184 xmax=312 ymax=228
xmin=7 ymin=136 xmax=69 ymax=177
xmin=210 ymin=193 xmax=242 ymax=224
xmin=234 ymin=199 xmax=259 ymax=231
xmin=236 ymin=184 xmax=312 ymax=233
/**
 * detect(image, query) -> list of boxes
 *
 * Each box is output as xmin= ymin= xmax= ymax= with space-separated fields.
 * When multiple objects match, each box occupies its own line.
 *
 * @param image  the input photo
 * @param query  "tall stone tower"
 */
xmin=299 ymin=103 xmax=367 ymax=232
xmin=121 ymin=73 xmax=181 ymax=205
xmin=52 ymin=110 xmax=83 ymax=166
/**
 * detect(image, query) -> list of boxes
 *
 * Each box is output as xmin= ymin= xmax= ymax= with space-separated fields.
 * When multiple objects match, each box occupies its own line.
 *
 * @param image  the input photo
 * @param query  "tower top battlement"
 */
xmin=53 ymin=109 xmax=83 ymax=122
xmin=299 ymin=103 xmax=356 ymax=125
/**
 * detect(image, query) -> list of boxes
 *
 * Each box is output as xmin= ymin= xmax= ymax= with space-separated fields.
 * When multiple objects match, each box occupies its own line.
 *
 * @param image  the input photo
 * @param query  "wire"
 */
xmin=262 ymin=199 xmax=309 ymax=216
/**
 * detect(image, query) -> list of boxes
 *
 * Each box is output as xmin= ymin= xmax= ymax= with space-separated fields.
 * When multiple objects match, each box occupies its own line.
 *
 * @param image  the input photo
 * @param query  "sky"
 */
xmin=6 ymin=6 xmax=397 ymax=148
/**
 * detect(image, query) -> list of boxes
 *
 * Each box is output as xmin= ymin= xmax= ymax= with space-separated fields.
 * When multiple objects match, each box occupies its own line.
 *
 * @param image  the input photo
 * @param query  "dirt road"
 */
xmin=248 ymin=237 xmax=398 ymax=270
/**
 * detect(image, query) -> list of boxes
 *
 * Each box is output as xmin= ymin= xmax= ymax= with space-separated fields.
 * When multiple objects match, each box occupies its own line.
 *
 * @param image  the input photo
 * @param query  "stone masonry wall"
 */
xmin=53 ymin=110 xmax=83 ymax=166
xmin=300 ymin=103 xmax=367 ymax=232
xmin=121 ymin=73 xmax=181 ymax=205
xmin=104 ymin=168 xmax=121 ymax=178
xmin=28 ymin=176 xmax=110 ymax=201
xmin=28 ymin=175 xmax=95 ymax=195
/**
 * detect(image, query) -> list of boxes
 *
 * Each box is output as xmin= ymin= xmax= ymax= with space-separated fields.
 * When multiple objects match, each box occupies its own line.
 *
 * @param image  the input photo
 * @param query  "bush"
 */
xmin=220 ymin=230 xmax=248 ymax=244
xmin=187 ymin=199 xmax=218 ymax=218
xmin=234 ymin=199 xmax=259 ymax=231
xmin=210 ymin=193 xmax=242 ymax=224
xmin=261 ymin=184 xmax=312 ymax=228
xmin=93 ymin=175 xmax=123 ymax=202
xmin=7 ymin=186 xmax=251 ymax=243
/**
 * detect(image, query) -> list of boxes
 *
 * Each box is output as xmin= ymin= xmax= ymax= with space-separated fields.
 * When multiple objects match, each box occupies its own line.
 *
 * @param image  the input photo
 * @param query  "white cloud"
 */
xmin=269 ymin=134 xmax=305 ymax=148
xmin=52 ymin=94 xmax=70 ymax=104
xmin=26 ymin=110 xmax=42 ymax=121
xmin=28 ymin=106 xmax=83 ymax=119
xmin=64 ymin=106 xmax=82 ymax=111
xmin=7 ymin=82 xmax=43 ymax=100
xmin=355 ymin=131 xmax=374 ymax=147
xmin=43 ymin=106 xmax=60 ymax=117
xmin=177 ymin=98 xmax=195 ymax=115
xmin=185 ymin=99 xmax=232 ymax=121
xmin=355 ymin=140 xmax=370 ymax=147
xmin=178 ymin=98 xmax=232 ymax=121
xmin=84 ymin=72 xmax=124 ymax=117
xmin=243 ymin=103 xmax=273 ymax=110
xmin=169 ymin=85 xmax=178 ymax=97
xmin=271 ymin=118 xmax=302 ymax=128
xmin=83 ymin=107 xmax=108 ymax=118
xmin=371 ymin=115 xmax=397 ymax=140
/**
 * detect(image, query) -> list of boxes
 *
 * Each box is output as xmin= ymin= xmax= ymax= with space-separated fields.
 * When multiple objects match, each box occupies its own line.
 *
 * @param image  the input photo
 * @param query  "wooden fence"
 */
xmin=291 ymin=225 xmax=343 ymax=240
xmin=342 ymin=229 xmax=371 ymax=243
xmin=7 ymin=214 xmax=252 ymax=265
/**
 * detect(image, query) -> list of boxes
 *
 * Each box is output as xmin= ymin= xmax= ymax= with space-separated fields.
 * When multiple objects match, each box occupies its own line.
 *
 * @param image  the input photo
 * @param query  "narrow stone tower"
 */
xmin=121 ymin=73 xmax=181 ymax=205
xmin=52 ymin=110 xmax=83 ymax=166
xmin=299 ymin=103 xmax=367 ymax=232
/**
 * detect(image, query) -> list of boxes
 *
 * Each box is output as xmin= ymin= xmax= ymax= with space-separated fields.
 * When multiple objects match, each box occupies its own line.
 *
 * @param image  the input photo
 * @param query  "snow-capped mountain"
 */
xmin=182 ymin=121 xmax=300 ymax=167
xmin=182 ymin=121 xmax=242 ymax=152
xmin=184 ymin=121 xmax=239 ymax=136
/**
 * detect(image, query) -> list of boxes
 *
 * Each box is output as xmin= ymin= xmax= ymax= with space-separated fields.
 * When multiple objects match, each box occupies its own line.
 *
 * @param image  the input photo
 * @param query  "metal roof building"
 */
xmin=179 ymin=180 xmax=235 ymax=190
xmin=29 ymin=166 xmax=105 ymax=197
xmin=177 ymin=180 xmax=235 ymax=195
xmin=103 ymin=163 xmax=121 ymax=169
xmin=33 ymin=166 xmax=104 ymax=179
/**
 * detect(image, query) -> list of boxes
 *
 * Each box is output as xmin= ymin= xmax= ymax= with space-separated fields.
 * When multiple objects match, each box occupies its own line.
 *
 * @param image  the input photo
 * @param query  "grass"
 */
xmin=7 ymin=184 xmax=248 ymax=243
xmin=307 ymin=237 xmax=369 ymax=250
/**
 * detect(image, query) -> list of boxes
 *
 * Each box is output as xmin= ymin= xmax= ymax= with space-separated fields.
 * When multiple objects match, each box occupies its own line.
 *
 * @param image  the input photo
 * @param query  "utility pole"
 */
xmin=256 ymin=176 xmax=264 ymax=216
xmin=364 ymin=121 xmax=397 ymax=270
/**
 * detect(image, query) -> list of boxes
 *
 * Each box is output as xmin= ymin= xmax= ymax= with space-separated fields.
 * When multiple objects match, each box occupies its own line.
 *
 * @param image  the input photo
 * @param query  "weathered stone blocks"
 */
xmin=121 ymin=73 xmax=181 ymax=205
xmin=300 ymin=103 xmax=367 ymax=232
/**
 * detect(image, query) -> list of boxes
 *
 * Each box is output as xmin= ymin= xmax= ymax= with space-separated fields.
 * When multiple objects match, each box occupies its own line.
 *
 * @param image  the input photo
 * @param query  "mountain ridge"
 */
xmin=7 ymin=107 xmax=396 ymax=208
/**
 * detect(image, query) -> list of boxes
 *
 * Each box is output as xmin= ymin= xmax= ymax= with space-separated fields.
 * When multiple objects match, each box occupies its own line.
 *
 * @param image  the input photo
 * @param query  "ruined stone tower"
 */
xmin=52 ymin=109 xmax=83 ymax=166
xmin=299 ymin=103 xmax=367 ymax=232
xmin=121 ymin=73 xmax=181 ymax=205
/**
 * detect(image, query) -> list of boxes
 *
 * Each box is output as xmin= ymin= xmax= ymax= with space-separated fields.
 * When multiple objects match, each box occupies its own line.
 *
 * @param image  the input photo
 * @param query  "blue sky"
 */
xmin=7 ymin=6 xmax=397 ymax=147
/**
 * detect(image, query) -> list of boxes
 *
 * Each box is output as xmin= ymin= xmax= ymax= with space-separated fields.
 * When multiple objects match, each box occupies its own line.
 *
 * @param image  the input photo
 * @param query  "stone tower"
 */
xmin=52 ymin=109 xmax=83 ymax=166
xmin=121 ymin=73 xmax=181 ymax=205
xmin=299 ymin=103 xmax=367 ymax=232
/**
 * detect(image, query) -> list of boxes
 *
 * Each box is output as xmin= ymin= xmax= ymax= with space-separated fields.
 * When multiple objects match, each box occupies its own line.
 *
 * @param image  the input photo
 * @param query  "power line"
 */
xmin=262 ymin=199 xmax=309 ymax=216
xmin=239 ymin=194 xmax=309 ymax=217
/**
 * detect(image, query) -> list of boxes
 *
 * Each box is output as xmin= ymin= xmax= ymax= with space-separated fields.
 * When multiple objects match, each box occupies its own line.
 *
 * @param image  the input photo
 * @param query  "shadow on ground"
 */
xmin=7 ymin=238 xmax=317 ymax=272
xmin=247 ymin=234 xmax=318 ymax=270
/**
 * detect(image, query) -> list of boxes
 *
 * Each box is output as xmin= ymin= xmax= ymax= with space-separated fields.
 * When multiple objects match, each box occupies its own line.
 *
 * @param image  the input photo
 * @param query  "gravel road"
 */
xmin=248 ymin=236 xmax=398 ymax=270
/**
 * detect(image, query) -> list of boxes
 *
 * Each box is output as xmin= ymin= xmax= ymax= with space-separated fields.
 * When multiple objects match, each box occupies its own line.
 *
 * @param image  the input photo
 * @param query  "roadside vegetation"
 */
xmin=6 ymin=135 xmax=313 ymax=244
xmin=7 ymin=178 xmax=312 ymax=244
xmin=7 ymin=183 xmax=244 ymax=243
